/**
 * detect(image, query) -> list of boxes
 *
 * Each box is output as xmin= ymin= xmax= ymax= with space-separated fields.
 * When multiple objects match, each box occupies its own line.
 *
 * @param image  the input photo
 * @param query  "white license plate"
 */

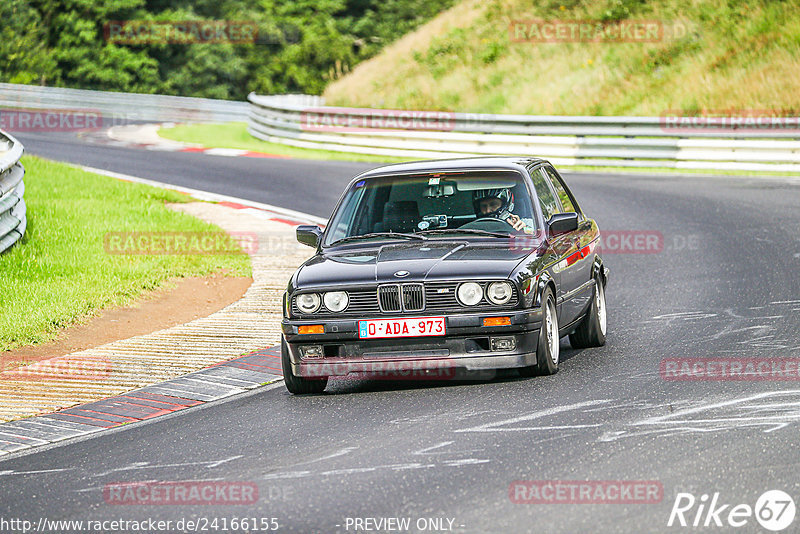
xmin=358 ymin=317 xmax=446 ymax=339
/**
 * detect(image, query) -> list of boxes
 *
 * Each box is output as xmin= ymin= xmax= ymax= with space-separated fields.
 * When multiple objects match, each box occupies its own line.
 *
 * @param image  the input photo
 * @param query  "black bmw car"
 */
xmin=281 ymin=157 xmax=608 ymax=394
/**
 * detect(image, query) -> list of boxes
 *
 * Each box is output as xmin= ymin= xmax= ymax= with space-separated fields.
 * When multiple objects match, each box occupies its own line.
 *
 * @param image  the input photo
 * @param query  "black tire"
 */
xmin=569 ymin=276 xmax=607 ymax=349
xmin=519 ymin=286 xmax=559 ymax=377
xmin=281 ymin=337 xmax=328 ymax=394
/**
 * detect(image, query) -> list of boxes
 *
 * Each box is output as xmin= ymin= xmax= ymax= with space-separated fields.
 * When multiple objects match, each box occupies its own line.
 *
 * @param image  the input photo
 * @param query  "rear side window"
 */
xmin=530 ymin=168 xmax=561 ymax=221
xmin=545 ymin=166 xmax=579 ymax=214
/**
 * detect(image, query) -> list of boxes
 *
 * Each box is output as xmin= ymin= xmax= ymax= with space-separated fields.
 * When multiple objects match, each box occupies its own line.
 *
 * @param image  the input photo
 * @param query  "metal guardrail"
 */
xmin=0 ymin=83 xmax=248 ymax=124
xmin=0 ymin=130 xmax=26 ymax=253
xmin=248 ymin=93 xmax=800 ymax=173
xmin=2 ymin=83 xmax=797 ymax=173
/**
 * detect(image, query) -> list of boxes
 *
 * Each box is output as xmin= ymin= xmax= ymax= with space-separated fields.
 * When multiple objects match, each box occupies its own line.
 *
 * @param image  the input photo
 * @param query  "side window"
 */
xmin=545 ymin=166 xmax=580 ymax=215
xmin=530 ymin=167 xmax=561 ymax=221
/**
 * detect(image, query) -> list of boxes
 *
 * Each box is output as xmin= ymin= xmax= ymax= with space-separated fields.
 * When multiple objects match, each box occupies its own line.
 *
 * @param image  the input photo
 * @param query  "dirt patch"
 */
xmin=2 ymin=272 xmax=252 ymax=368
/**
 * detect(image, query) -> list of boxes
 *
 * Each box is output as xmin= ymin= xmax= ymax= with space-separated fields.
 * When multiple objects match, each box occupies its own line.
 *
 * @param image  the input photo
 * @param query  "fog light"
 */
xmin=299 ymin=345 xmax=324 ymax=359
xmin=491 ymin=337 xmax=516 ymax=351
xmin=483 ymin=316 xmax=511 ymax=327
xmin=298 ymin=324 xmax=324 ymax=335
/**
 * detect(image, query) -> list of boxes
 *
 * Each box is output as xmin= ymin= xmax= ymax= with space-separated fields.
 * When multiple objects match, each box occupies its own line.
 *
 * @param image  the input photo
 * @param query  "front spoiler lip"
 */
xmin=294 ymin=352 xmax=535 ymax=378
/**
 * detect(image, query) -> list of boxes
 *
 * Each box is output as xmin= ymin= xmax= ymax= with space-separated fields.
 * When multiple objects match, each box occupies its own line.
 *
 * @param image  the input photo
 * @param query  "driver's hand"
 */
xmin=505 ymin=214 xmax=525 ymax=231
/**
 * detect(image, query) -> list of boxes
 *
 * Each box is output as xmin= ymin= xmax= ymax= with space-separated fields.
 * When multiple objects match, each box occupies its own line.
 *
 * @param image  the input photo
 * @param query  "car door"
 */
xmin=543 ymin=165 xmax=596 ymax=325
xmin=527 ymin=165 xmax=572 ymax=320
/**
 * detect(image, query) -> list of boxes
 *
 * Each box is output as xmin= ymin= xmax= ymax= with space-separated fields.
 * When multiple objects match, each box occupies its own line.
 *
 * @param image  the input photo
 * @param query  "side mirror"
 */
xmin=548 ymin=212 xmax=579 ymax=236
xmin=296 ymin=225 xmax=323 ymax=248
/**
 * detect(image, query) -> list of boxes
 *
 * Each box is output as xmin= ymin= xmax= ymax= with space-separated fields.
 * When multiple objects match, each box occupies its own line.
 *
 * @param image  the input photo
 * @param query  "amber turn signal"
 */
xmin=483 ymin=317 xmax=511 ymax=327
xmin=298 ymin=324 xmax=324 ymax=335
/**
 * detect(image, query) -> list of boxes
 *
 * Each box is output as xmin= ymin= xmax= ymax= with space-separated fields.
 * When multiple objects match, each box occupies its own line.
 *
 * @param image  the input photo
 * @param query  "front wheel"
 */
xmin=519 ymin=287 xmax=559 ymax=377
xmin=569 ymin=276 xmax=607 ymax=349
xmin=281 ymin=337 xmax=328 ymax=394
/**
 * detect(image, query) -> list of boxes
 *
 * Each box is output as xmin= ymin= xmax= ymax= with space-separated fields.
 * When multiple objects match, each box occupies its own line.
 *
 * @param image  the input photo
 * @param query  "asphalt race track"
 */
xmin=2 ymin=132 xmax=800 ymax=533
xmin=13 ymin=131 xmax=373 ymax=218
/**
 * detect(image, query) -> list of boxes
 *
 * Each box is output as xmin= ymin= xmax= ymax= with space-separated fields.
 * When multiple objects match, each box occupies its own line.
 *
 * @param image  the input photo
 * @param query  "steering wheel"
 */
xmin=458 ymin=216 xmax=516 ymax=232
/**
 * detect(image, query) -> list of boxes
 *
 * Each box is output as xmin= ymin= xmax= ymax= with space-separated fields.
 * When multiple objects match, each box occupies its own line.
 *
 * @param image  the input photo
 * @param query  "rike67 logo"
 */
xmin=668 ymin=490 xmax=796 ymax=531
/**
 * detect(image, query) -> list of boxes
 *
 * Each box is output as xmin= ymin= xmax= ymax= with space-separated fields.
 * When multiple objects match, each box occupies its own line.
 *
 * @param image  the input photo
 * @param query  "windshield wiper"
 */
xmin=329 ymin=232 xmax=427 ymax=246
xmin=417 ymin=228 xmax=513 ymax=238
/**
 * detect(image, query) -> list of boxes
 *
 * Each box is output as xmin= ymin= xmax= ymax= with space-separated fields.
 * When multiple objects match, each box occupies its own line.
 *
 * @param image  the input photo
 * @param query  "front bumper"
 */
xmin=282 ymin=309 xmax=542 ymax=378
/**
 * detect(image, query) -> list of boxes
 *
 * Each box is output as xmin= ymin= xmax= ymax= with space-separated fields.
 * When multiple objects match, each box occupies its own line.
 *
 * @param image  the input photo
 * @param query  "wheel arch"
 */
xmin=591 ymin=256 xmax=608 ymax=287
xmin=534 ymin=271 xmax=557 ymax=308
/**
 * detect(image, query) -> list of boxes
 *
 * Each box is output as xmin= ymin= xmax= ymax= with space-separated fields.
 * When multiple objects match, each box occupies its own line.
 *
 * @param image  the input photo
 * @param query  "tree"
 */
xmin=0 ymin=0 xmax=57 ymax=85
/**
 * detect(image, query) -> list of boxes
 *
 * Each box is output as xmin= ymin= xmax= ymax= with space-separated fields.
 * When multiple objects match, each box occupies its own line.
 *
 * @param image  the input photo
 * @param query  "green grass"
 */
xmin=158 ymin=122 xmax=408 ymax=163
xmin=324 ymin=0 xmax=800 ymax=116
xmin=0 ymin=156 xmax=251 ymax=351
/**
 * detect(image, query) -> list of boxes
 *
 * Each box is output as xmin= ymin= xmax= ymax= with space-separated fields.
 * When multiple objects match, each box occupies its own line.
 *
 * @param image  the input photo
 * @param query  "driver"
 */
xmin=472 ymin=188 xmax=534 ymax=233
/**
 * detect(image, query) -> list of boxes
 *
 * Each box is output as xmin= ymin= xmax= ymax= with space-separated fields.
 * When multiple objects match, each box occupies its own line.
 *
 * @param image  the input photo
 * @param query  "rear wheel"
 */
xmin=569 ymin=276 xmax=607 ymax=349
xmin=281 ymin=337 xmax=328 ymax=394
xmin=519 ymin=287 xmax=559 ymax=377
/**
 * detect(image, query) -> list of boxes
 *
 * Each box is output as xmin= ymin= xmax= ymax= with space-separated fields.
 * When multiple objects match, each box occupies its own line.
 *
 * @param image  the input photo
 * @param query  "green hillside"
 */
xmin=323 ymin=0 xmax=800 ymax=115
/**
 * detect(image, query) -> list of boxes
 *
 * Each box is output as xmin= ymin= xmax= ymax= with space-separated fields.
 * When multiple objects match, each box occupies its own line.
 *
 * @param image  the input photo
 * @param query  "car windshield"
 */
xmin=325 ymin=170 xmax=539 ymax=246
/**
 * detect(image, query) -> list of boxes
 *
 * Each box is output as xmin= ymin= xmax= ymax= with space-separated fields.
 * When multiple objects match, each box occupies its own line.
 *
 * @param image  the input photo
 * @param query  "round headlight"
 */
xmin=457 ymin=282 xmax=483 ymax=306
xmin=487 ymin=281 xmax=513 ymax=305
xmin=296 ymin=293 xmax=320 ymax=313
xmin=323 ymin=291 xmax=349 ymax=312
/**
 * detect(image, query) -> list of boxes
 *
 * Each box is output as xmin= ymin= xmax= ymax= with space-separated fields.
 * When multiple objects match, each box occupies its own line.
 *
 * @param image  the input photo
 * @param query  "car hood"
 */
xmin=294 ymin=240 xmax=540 ymax=288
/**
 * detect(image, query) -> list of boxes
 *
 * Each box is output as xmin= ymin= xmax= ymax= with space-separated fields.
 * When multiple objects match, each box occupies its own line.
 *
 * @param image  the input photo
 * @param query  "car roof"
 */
xmin=353 ymin=156 xmax=547 ymax=181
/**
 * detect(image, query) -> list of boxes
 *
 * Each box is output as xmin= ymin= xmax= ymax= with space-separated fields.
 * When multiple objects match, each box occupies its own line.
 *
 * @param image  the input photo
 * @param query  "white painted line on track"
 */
xmin=639 ymin=390 xmax=800 ymax=423
xmin=203 ymin=148 xmax=250 ymax=157
xmin=453 ymin=398 xmax=613 ymax=433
